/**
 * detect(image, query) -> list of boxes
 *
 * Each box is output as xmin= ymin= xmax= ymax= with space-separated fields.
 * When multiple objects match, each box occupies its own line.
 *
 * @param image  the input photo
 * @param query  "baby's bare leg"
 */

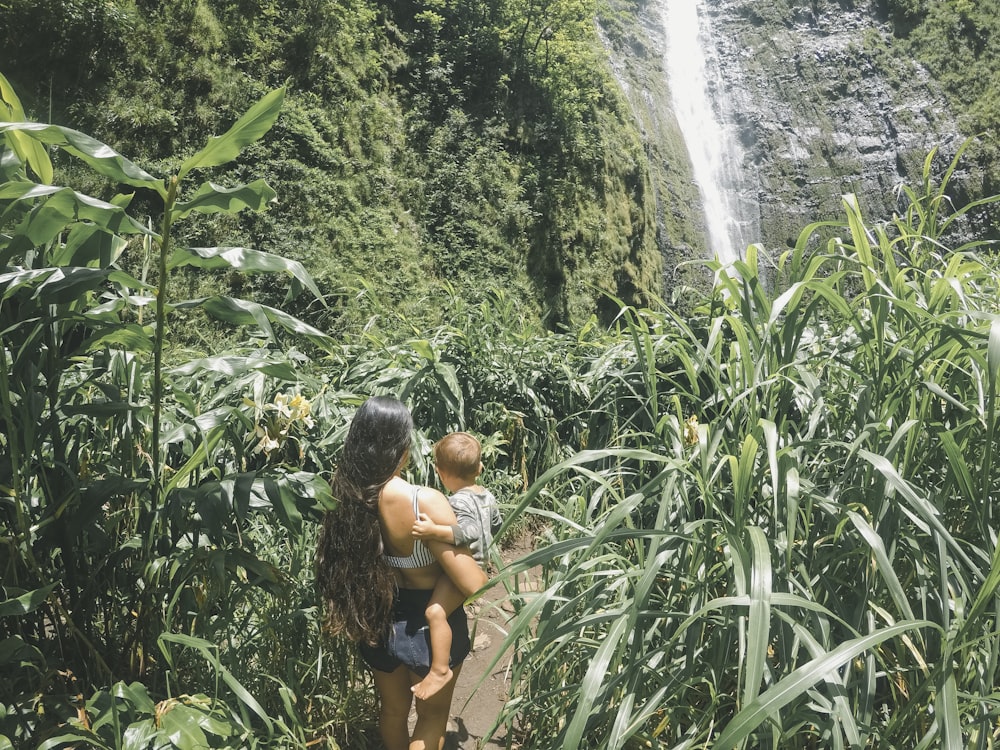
xmin=412 ymin=575 xmax=467 ymax=700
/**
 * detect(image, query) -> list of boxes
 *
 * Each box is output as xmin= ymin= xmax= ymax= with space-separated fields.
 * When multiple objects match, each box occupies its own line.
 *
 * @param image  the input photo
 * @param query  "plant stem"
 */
xmin=151 ymin=175 xmax=179 ymax=515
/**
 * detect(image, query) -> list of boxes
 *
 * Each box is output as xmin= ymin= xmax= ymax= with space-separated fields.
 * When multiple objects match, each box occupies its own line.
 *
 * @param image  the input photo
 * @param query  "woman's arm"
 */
xmin=417 ymin=489 xmax=488 ymax=598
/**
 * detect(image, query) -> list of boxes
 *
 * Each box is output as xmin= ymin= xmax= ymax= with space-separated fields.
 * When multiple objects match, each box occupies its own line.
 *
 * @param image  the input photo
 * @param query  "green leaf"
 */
xmin=0 ymin=122 xmax=163 ymax=195
xmin=83 ymin=323 xmax=155 ymax=353
xmin=260 ymin=476 xmax=304 ymax=534
xmin=121 ymin=718 xmax=159 ymax=750
xmin=0 ymin=583 xmax=57 ymax=616
xmin=159 ymin=704 xmax=210 ymax=748
xmin=37 ymin=728 xmax=110 ymax=750
xmin=715 ymin=620 xmax=934 ymax=749
xmin=563 ymin=615 xmax=630 ymax=748
xmin=0 ymin=72 xmax=53 ymax=184
xmin=938 ymin=669 xmax=962 ymax=750
xmin=178 ymin=87 xmax=285 ymax=178
xmin=0 ymin=636 xmax=44 ymax=666
xmin=33 ymin=267 xmax=110 ymax=304
xmin=52 ymin=223 xmax=128 ymax=268
xmin=743 ymin=526 xmax=772 ymax=709
xmin=167 ymin=246 xmax=324 ymax=302
xmin=988 ymin=317 xmax=1000 ymax=383
xmin=157 ymin=633 xmax=273 ymax=734
xmin=171 ymin=180 xmax=277 ymax=220
xmin=176 ymin=295 xmax=335 ymax=351
xmin=170 ymin=355 xmax=300 ymax=381
xmin=112 ymin=681 xmax=157 ymax=716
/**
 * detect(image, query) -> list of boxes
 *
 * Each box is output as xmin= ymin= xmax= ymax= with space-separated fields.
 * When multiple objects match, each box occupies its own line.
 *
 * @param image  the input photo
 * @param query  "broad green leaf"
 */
xmin=0 ymin=582 xmax=57 ymax=616
xmin=170 ymin=355 xmax=299 ymax=381
xmin=112 ymin=681 xmax=157 ymax=715
xmin=0 ymin=73 xmax=53 ymax=184
xmin=176 ymin=295 xmax=335 ymax=351
xmin=1 ymin=184 xmax=152 ymax=262
xmin=34 ymin=267 xmax=110 ymax=304
xmin=0 ymin=267 xmax=57 ymax=299
xmin=159 ymin=705 xmax=210 ymax=748
xmin=411 ymin=339 xmax=436 ymax=361
xmin=158 ymin=633 xmax=273 ymax=734
xmin=164 ymin=425 xmax=226 ymax=493
xmin=178 ymin=87 xmax=285 ymax=177
xmin=52 ymin=223 xmax=128 ymax=268
xmin=0 ymin=636 xmax=44 ymax=666
xmin=167 ymin=245 xmax=323 ymax=302
xmin=261 ymin=476 xmax=304 ymax=534
xmin=171 ymin=179 xmax=277 ymax=220
xmin=0 ymin=122 xmax=164 ymax=195
xmin=743 ymin=526 xmax=772 ymax=709
xmin=121 ymin=718 xmax=159 ymax=750
xmin=563 ymin=615 xmax=630 ymax=748
xmin=83 ymin=323 xmax=155 ymax=353
xmin=37 ymin=729 xmax=111 ymax=750
xmin=171 ymin=697 xmax=234 ymax=737
xmin=988 ymin=317 xmax=1000 ymax=382
xmin=715 ymin=620 xmax=934 ymax=748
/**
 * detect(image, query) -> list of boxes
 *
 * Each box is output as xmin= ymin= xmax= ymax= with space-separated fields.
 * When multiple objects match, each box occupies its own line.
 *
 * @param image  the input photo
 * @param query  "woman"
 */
xmin=316 ymin=396 xmax=487 ymax=750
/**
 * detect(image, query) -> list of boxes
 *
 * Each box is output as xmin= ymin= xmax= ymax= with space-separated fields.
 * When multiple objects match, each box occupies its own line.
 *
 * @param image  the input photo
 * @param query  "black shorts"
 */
xmin=358 ymin=588 xmax=471 ymax=676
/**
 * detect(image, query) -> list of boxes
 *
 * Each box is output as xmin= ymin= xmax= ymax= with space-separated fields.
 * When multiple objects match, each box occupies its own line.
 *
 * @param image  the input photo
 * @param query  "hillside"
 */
xmin=2 ymin=0 xmax=998 ymax=334
xmin=1 ymin=0 xmax=662 ymax=333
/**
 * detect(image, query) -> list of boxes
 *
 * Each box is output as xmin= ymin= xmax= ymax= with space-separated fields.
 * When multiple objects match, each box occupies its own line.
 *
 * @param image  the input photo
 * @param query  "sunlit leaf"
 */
xmin=0 ymin=122 xmax=164 ymax=195
xmin=0 ymin=583 xmax=57 ymax=616
xmin=167 ymin=245 xmax=323 ymax=302
xmin=715 ymin=621 xmax=935 ymax=748
xmin=171 ymin=180 xmax=277 ymax=220
xmin=178 ymin=87 xmax=285 ymax=177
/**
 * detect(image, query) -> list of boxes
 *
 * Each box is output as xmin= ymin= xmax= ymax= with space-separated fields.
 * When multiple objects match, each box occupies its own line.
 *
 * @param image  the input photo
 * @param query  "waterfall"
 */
xmin=663 ymin=0 xmax=755 ymax=265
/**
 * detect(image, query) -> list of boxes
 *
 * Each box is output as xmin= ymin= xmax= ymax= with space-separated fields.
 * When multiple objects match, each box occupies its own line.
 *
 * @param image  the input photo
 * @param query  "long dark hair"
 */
xmin=316 ymin=396 xmax=413 ymax=644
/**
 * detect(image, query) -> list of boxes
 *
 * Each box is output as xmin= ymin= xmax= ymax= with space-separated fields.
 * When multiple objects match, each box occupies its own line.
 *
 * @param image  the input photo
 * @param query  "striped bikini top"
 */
xmin=383 ymin=485 xmax=436 ymax=569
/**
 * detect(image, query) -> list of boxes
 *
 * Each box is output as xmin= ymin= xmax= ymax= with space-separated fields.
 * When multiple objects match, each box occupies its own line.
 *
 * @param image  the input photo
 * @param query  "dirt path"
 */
xmin=443 ymin=584 xmax=517 ymax=749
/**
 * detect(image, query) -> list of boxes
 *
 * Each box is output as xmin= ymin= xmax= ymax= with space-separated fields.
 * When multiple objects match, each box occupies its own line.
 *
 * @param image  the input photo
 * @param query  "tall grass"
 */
xmin=5 ymin=65 xmax=1000 ymax=748
xmin=491 ymin=145 xmax=1000 ymax=748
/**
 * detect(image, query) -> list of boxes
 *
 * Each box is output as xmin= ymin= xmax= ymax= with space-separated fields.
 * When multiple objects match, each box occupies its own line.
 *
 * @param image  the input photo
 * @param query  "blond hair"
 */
xmin=433 ymin=432 xmax=481 ymax=483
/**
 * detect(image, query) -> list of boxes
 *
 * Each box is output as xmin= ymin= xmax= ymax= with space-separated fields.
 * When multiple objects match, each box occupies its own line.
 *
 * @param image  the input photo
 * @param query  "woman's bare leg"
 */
xmin=409 ymin=663 xmax=462 ymax=750
xmin=372 ymin=665 xmax=413 ymax=750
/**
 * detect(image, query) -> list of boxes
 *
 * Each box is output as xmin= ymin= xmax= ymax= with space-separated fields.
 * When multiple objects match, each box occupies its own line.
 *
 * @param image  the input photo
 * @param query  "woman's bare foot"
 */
xmin=412 ymin=666 xmax=453 ymax=700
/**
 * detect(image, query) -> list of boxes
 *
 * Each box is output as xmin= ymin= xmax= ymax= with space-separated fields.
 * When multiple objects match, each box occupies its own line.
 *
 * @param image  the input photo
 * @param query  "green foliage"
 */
xmin=881 ymin=0 xmax=1000 ymax=193
xmin=0 ymin=76 xmax=354 ymax=747
xmin=0 ymin=0 xmax=663 ymax=334
xmin=489 ymin=145 xmax=1000 ymax=748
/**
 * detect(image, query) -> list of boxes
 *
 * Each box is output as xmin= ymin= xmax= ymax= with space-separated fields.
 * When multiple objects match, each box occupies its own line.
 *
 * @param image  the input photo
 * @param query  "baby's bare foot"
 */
xmin=412 ymin=667 xmax=453 ymax=700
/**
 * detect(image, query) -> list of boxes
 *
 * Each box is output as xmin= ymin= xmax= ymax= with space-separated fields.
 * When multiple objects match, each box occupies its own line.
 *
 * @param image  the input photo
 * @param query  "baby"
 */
xmin=410 ymin=431 xmax=502 ymax=699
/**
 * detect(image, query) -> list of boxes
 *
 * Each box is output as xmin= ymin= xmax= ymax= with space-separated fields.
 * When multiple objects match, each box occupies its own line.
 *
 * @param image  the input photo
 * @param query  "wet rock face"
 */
xmin=707 ymin=0 xmax=961 ymax=249
xmin=606 ymin=0 xmax=964 ymax=267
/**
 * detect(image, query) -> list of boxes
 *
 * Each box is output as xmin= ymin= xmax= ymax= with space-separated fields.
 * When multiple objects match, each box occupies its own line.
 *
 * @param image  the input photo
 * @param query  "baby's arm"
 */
xmin=415 ymin=489 xmax=489 ymax=598
xmin=412 ymin=513 xmax=457 ymax=545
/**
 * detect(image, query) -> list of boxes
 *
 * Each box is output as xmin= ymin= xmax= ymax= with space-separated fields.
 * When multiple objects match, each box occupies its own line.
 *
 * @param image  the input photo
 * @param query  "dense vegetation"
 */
xmin=0 ymin=0 xmax=661 ymax=333
xmin=878 ymin=0 xmax=1000 ymax=190
xmin=4 ymin=0 xmax=1000 ymax=747
xmin=3 ymin=69 xmax=1000 ymax=746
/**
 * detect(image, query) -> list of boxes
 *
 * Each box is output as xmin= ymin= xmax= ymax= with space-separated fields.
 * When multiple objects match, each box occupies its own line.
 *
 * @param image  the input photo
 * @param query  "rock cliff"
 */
xmin=603 ymin=0 xmax=964 ymax=279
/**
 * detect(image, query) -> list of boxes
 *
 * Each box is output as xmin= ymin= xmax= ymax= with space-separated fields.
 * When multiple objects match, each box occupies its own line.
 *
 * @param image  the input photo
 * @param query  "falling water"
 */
xmin=663 ymin=0 xmax=753 ymax=265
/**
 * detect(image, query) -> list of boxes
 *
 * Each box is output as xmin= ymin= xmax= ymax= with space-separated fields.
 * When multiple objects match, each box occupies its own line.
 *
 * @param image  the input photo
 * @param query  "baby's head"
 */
xmin=433 ymin=432 xmax=482 ymax=489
